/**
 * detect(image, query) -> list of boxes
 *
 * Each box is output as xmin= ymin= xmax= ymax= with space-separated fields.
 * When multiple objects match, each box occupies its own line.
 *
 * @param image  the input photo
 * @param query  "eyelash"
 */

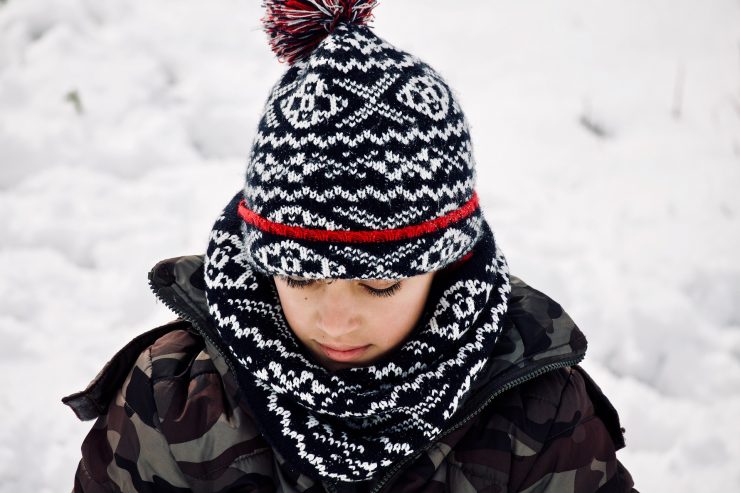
xmin=282 ymin=277 xmax=402 ymax=298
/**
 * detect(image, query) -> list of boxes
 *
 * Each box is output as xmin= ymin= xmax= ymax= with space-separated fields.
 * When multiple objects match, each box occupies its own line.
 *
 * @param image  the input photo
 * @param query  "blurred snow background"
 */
xmin=1 ymin=0 xmax=739 ymax=490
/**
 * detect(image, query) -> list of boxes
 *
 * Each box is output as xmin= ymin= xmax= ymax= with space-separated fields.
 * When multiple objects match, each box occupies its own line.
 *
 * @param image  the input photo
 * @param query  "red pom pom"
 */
xmin=262 ymin=0 xmax=379 ymax=65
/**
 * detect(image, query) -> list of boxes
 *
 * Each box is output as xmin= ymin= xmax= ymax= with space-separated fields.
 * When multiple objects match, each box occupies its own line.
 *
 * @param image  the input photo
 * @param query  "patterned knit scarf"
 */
xmin=204 ymin=193 xmax=511 ymax=482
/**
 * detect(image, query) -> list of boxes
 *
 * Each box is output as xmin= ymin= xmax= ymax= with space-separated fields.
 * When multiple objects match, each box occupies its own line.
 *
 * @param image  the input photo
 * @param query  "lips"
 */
xmin=317 ymin=343 xmax=371 ymax=363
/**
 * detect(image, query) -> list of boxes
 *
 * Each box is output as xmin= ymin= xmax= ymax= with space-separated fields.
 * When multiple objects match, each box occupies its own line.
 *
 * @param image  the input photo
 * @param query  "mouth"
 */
xmin=317 ymin=343 xmax=371 ymax=363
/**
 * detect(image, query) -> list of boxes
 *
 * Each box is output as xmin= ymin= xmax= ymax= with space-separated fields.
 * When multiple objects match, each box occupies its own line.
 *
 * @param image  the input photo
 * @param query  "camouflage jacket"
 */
xmin=63 ymin=255 xmax=636 ymax=493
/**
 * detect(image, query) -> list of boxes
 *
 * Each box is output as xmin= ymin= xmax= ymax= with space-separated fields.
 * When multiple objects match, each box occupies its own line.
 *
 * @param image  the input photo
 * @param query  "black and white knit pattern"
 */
xmin=242 ymin=24 xmax=482 ymax=279
xmin=204 ymin=195 xmax=511 ymax=482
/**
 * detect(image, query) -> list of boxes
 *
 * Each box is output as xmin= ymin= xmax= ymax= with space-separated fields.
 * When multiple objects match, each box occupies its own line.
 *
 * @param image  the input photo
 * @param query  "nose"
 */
xmin=316 ymin=281 xmax=359 ymax=338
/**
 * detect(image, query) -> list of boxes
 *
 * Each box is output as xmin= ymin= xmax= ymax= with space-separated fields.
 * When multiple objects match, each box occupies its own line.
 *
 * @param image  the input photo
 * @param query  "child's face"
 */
xmin=273 ymin=272 xmax=436 ymax=371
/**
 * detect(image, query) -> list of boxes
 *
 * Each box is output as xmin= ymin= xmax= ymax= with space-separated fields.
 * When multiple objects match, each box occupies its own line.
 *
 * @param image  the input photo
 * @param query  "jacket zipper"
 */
xmin=146 ymin=277 xmax=242 ymax=387
xmin=369 ymin=352 xmax=586 ymax=493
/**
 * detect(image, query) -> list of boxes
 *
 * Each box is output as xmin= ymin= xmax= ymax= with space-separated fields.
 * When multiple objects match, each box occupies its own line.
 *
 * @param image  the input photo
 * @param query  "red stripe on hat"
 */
xmin=238 ymin=192 xmax=479 ymax=243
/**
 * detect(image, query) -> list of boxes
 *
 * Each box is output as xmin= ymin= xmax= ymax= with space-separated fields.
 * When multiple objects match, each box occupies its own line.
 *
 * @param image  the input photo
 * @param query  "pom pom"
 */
xmin=262 ymin=0 xmax=379 ymax=65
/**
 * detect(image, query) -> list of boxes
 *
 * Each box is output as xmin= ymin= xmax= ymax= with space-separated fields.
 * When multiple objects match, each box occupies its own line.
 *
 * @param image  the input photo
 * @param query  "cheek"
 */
xmin=275 ymin=287 xmax=314 ymax=338
xmin=366 ymin=294 xmax=427 ymax=347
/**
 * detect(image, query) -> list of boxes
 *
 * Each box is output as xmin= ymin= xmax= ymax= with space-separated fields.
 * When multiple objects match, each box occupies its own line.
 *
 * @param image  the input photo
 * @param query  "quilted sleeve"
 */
xmin=73 ymin=330 xmax=276 ymax=492
xmin=73 ymin=341 xmax=193 ymax=492
xmin=510 ymin=368 xmax=637 ymax=493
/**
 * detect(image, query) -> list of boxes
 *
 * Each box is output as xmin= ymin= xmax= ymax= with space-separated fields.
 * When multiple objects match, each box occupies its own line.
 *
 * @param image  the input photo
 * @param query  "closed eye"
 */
xmin=282 ymin=277 xmax=314 ymax=289
xmin=279 ymin=276 xmax=402 ymax=298
xmin=361 ymin=282 xmax=402 ymax=298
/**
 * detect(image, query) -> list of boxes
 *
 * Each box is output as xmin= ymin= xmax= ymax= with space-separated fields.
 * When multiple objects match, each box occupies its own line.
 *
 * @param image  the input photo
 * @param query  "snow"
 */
xmin=1 ymin=0 xmax=739 ymax=490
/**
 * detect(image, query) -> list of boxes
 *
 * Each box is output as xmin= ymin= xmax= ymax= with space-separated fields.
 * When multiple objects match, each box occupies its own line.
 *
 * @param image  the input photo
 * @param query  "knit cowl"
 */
xmin=204 ymin=192 xmax=511 ymax=482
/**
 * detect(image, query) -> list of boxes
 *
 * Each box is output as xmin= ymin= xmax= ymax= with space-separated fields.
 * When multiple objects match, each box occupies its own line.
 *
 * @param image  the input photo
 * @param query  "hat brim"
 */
xmin=208 ymin=190 xmax=487 ymax=280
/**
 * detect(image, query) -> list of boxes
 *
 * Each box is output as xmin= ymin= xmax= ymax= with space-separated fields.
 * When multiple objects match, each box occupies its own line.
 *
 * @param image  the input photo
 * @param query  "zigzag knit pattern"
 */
xmin=241 ymin=24 xmax=482 ymax=279
xmin=204 ymin=194 xmax=511 ymax=482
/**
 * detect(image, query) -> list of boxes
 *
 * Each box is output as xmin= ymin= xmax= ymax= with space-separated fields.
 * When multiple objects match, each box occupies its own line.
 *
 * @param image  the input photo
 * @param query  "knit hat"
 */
xmin=234 ymin=0 xmax=484 ymax=280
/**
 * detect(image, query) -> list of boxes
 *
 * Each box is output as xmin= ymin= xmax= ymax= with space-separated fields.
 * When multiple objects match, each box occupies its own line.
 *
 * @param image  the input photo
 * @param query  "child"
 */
xmin=64 ymin=1 xmax=636 ymax=491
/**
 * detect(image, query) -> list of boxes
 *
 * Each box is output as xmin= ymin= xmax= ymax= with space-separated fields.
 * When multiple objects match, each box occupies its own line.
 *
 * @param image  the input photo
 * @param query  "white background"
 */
xmin=1 ymin=0 xmax=739 ymax=491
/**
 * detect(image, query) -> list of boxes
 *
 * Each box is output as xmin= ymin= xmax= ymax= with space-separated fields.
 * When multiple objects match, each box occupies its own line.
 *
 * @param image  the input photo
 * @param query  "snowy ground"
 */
xmin=1 ymin=0 xmax=739 ymax=491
